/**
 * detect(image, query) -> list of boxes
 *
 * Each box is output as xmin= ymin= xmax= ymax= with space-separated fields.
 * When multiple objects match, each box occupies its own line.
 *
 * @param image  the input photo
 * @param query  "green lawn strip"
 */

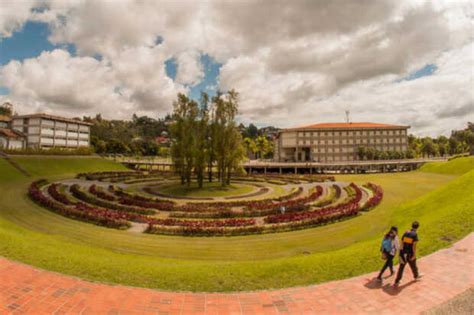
xmin=156 ymin=181 xmax=256 ymax=198
xmin=419 ymin=156 xmax=474 ymax=175
xmin=0 ymin=170 xmax=472 ymax=292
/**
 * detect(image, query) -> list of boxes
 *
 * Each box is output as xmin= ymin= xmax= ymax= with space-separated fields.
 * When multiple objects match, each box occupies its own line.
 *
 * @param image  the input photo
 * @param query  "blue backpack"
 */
xmin=382 ymin=238 xmax=392 ymax=253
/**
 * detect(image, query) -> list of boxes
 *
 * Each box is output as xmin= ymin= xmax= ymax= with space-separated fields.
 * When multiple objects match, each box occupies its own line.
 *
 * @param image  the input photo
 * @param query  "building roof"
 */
xmin=0 ymin=115 xmax=11 ymax=122
xmin=12 ymin=113 xmax=93 ymax=126
xmin=286 ymin=122 xmax=410 ymax=131
xmin=0 ymin=128 xmax=25 ymax=139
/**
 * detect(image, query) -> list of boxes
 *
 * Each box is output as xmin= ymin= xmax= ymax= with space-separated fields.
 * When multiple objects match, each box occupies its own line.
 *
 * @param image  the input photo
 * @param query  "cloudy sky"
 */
xmin=0 ymin=0 xmax=472 ymax=136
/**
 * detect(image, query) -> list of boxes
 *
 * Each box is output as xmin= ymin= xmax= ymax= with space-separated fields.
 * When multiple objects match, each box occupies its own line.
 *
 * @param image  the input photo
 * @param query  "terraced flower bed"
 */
xmin=28 ymin=171 xmax=384 ymax=236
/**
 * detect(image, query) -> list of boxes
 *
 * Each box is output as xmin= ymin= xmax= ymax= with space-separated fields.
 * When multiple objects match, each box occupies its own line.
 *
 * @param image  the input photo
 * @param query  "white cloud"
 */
xmin=0 ymin=47 xmax=182 ymax=118
xmin=174 ymin=50 xmax=204 ymax=86
xmin=0 ymin=0 xmax=472 ymax=135
xmin=0 ymin=0 xmax=41 ymax=38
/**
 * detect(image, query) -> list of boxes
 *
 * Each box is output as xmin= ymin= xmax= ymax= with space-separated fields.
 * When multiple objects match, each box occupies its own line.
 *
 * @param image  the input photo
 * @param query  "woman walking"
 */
xmin=377 ymin=226 xmax=399 ymax=281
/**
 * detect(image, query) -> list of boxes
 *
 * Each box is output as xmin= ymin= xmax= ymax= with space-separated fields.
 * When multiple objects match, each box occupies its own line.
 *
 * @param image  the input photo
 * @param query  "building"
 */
xmin=0 ymin=114 xmax=26 ymax=149
xmin=274 ymin=122 xmax=410 ymax=162
xmin=0 ymin=128 xmax=26 ymax=149
xmin=11 ymin=113 xmax=91 ymax=149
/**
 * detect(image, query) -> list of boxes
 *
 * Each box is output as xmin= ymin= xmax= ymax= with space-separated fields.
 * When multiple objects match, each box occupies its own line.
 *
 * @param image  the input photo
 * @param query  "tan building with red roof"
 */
xmin=274 ymin=122 xmax=410 ymax=162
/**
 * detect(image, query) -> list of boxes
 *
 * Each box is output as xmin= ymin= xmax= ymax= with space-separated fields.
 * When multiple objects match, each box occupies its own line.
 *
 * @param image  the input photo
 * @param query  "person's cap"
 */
xmin=412 ymin=221 xmax=420 ymax=229
xmin=390 ymin=226 xmax=398 ymax=233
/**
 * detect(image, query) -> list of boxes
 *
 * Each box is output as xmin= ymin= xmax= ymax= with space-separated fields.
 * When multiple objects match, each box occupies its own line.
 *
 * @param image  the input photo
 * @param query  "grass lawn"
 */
xmin=419 ymin=156 xmax=474 ymax=175
xmin=156 ymin=181 xmax=256 ymax=198
xmin=0 ymin=156 xmax=472 ymax=292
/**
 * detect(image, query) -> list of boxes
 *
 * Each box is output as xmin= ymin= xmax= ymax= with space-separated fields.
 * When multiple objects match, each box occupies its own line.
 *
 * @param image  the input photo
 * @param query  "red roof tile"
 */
xmin=287 ymin=122 xmax=409 ymax=130
xmin=0 ymin=128 xmax=25 ymax=139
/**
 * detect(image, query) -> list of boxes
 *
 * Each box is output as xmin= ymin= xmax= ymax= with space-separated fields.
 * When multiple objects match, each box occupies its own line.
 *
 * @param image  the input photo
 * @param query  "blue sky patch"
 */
xmin=165 ymin=58 xmax=177 ymax=81
xmin=403 ymin=64 xmax=437 ymax=81
xmin=0 ymin=21 xmax=76 ymax=65
xmin=188 ymin=54 xmax=221 ymax=101
xmin=0 ymin=86 xmax=10 ymax=95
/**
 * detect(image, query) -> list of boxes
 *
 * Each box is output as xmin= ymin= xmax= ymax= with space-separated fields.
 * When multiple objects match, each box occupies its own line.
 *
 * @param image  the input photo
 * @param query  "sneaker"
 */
xmin=376 ymin=277 xmax=382 ymax=282
xmin=415 ymin=274 xmax=424 ymax=281
xmin=393 ymin=281 xmax=400 ymax=287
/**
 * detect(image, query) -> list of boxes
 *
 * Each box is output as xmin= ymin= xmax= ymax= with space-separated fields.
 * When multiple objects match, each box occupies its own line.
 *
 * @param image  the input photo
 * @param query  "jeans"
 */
xmin=395 ymin=253 xmax=419 ymax=283
xmin=378 ymin=253 xmax=394 ymax=278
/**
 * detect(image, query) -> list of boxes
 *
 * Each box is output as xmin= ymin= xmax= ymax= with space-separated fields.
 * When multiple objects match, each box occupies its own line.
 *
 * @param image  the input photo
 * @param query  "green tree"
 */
xmin=421 ymin=138 xmax=439 ymax=157
xmin=357 ymin=146 xmax=366 ymax=160
xmin=0 ymin=102 xmax=13 ymax=116
xmin=243 ymin=137 xmax=258 ymax=158
xmin=170 ymin=93 xmax=198 ymax=185
xmin=212 ymin=90 xmax=245 ymax=187
xmin=255 ymin=135 xmax=271 ymax=159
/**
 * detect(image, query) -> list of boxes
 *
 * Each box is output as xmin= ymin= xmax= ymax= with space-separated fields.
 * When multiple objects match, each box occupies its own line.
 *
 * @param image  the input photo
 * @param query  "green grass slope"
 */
xmin=419 ymin=156 xmax=474 ymax=175
xmin=0 ymin=158 xmax=25 ymax=184
xmin=0 ymin=156 xmax=472 ymax=291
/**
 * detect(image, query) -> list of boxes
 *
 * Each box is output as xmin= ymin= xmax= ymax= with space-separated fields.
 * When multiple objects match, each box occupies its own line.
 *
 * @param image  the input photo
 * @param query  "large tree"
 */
xmin=170 ymin=90 xmax=245 ymax=187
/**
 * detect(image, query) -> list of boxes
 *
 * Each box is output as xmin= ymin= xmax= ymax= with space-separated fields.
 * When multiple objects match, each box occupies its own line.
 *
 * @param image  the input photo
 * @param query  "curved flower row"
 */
xmin=243 ymin=186 xmax=323 ymax=211
xmin=70 ymin=184 xmax=155 ymax=215
xmin=264 ymin=183 xmax=362 ymax=224
xmin=361 ymin=183 xmax=383 ymax=211
xmin=148 ymin=217 xmax=256 ymax=229
xmin=28 ymin=180 xmax=131 ymax=229
xmin=89 ymin=184 xmax=116 ymax=201
xmin=48 ymin=183 xmax=75 ymax=206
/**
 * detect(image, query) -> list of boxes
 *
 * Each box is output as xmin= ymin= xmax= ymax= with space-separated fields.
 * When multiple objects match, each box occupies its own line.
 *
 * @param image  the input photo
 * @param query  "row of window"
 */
xmin=298 ymin=130 xmax=407 ymax=137
xmin=33 ymin=134 xmax=89 ymax=140
xmin=310 ymin=146 xmax=405 ymax=153
xmin=299 ymin=138 xmax=406 ymax=145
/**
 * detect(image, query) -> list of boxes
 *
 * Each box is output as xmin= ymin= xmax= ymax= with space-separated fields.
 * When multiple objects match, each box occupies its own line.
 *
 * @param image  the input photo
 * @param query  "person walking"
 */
xmin=377 ymin=226 xmax=399 ymax=281
xmin=394 ymin=221 xmax=421 ymax=286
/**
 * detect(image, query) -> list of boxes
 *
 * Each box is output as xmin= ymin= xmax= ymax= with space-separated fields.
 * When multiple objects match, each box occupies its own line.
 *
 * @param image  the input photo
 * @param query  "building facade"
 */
xmin=274 ymin=122 xmax=410 ymax=162
xmin=12 ymin=113 xmax=91 ymax=149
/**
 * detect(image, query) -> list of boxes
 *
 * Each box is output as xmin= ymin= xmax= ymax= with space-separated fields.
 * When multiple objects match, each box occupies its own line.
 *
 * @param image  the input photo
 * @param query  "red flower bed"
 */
xmin=148 ymin=217 xmax=255 ymax=228
xmin=109 ymin=185 xmax=176 ymax=210
xmin=244 ymin=186 xmax=323 ymax=211
xmin=48 ymin=183 xmax=75 ymax=205
xmin=70 ymin=184 xmax=155 ymax=215
xmin=28 ymin=180 xmax=131 ymax=229
xmin=89 ymin=184 xmax=116 ymax=201
xmin=264 ymin=183 xmax=362 ymax=224
xmin=361 ymin=183 xmax=383 ymax=211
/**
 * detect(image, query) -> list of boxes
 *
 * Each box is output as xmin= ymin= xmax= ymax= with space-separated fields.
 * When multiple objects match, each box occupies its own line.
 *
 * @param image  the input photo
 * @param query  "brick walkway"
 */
xmin=1 ymin=234 xmax=473 ymax=315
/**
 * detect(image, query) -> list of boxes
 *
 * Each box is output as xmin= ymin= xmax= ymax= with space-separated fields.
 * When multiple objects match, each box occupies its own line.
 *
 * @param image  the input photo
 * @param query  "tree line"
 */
xmin=170 ymin=90 xmax=245 ymax=188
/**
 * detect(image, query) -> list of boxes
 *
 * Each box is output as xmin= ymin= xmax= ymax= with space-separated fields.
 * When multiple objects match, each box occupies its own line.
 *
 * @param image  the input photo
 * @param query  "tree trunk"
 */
xmin=208 ymin=160 xmax=213 ymax=182
xmin=226 ymin=166 xmax=231 ymax=185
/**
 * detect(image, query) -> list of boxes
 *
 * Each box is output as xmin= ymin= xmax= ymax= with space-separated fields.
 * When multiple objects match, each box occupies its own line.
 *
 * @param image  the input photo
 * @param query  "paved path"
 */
xmin=1 ymin=234 xmax=473 ymax=315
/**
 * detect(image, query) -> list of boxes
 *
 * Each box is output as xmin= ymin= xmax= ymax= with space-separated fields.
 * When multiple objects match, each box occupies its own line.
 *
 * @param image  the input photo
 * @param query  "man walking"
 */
xmin=394 ymin=221 xmax=421 ymax=286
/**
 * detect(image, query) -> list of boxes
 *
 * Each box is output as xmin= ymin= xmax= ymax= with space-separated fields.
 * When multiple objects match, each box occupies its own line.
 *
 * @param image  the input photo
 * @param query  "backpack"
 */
xmin=381 ymin=238 xmax=392 ymax=253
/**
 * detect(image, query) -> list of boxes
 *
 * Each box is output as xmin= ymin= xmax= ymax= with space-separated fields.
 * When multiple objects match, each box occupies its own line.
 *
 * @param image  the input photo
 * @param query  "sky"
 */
xmin=0 ymin=0 xmax=472 ymax=136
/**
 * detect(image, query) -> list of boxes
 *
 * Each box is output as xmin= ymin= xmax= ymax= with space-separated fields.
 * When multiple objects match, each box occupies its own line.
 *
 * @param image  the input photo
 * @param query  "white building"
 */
xmin=12 ymin=113 xmax=91 ymax=149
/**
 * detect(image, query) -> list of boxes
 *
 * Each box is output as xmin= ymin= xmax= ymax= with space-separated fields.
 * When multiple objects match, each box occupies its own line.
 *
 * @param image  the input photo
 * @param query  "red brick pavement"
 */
xmin=1 ymin=233 xmax=473 ymax=315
